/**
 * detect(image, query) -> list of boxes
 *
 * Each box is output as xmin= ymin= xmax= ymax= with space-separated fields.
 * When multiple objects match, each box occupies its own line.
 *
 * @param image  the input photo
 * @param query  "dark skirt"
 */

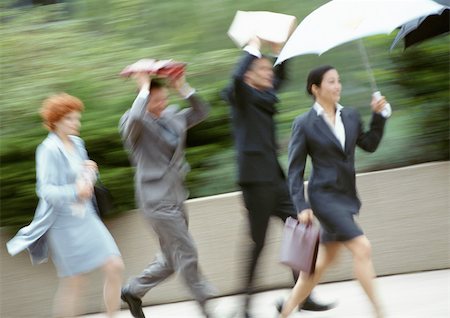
xmin=309 ymin=190 xmax=363 ymax=243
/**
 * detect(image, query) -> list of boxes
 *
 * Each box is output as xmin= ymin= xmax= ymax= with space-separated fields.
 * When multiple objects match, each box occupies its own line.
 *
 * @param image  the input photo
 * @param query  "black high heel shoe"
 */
xmin=301 ymin=296 xmax=335 ymax=311
xmin=275 ymin=298 xmax=284 ymax=313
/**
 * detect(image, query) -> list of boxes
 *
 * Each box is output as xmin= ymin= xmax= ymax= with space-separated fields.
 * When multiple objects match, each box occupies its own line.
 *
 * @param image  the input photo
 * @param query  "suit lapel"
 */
xmin=48 ymin=133 xmax=72 ymax=162
xmin=312 ymin=112 xmax=345 ymax=154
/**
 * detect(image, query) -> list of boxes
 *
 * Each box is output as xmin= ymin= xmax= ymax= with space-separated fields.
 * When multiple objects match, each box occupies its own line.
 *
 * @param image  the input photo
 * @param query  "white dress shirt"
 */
xmin=314 ymin=102 xmax=346 ymax=150
xmin=243 ymin=45 xmax=262 ymax=58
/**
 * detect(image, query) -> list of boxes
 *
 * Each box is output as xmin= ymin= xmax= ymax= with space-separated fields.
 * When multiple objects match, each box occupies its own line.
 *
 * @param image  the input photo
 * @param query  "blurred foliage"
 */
xmin=1 ymin=0 xmax=448 ymax=227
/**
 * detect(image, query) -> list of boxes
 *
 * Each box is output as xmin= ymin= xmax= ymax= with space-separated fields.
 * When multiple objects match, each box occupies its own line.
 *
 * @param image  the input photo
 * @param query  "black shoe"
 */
xmin=275 ymin=298 xmax=284 ymax=313
xmin=121 ymin=287 xmax=145 ymax=318
xmin=276 ymin=297 xmax=334 ymax=313
xmin=243 ymin=294 xmax=252 ymax=318
xmin=300 ymin=296 xmax=334 ymax=311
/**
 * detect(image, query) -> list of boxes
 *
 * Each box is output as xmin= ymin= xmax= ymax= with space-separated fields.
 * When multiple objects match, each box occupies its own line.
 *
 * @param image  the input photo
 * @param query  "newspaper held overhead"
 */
xmin=227 ymin=11 xmax=297 ymax=48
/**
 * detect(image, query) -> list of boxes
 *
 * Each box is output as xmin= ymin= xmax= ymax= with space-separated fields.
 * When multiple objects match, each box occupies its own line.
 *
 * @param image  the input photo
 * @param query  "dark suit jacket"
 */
xmin=287 ymin=106 xmax=386 ymax=215
xmin=222 ymin=51 xmax=288 ymax=184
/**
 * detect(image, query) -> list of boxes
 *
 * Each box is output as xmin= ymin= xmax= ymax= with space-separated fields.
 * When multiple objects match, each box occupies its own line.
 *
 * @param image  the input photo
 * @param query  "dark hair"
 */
xmin=149 ymin=78 xmax=167 ymax=92
xmin=248 ymin=55 xmax=272 ymax=71
xmin=306 ymin=65 xmax=336 ymax=98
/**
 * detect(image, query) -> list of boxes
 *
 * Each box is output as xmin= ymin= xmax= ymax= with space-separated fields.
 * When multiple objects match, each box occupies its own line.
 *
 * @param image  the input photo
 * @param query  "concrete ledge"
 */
xmin=1 ymin=161 xmax=449 ymax=317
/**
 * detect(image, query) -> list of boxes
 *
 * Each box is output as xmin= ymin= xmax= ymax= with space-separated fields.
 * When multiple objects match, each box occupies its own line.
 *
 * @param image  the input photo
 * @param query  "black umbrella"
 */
xmin=390 ymin=0 xmax=450 ymax=50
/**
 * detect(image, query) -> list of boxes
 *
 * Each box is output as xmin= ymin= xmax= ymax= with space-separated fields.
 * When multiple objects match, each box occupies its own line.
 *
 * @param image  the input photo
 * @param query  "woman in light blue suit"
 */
xmin=279 ymin=66 xmax=390 ymax=318
xmin=7 ymin=93 xmax=124 ymax=317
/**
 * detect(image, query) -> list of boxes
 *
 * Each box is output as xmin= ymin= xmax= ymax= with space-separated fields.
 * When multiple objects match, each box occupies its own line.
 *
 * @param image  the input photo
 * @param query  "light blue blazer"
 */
xmin=6 ymin=132 xmax=91 ymax=264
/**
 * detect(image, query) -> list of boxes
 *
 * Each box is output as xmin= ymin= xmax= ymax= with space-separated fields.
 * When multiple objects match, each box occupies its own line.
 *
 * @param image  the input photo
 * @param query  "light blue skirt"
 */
xmin=47 ymin=202 xmax=121 ymax=277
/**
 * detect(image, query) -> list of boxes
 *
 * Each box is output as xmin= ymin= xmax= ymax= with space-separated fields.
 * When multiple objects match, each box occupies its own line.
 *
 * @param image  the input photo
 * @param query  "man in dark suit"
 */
xmin=222 ymin=37 xmax=332 ymax=317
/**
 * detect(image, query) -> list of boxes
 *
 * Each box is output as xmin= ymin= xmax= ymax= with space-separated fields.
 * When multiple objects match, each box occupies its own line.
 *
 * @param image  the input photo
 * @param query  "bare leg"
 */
xmin=102 ymin=256 xmax=125 ymax=317
xmin=52 ymin=275 xmax=86 ymax=318
xmin=344 ymin=235 xmax=384 ymax=318
xmin=279 ymin=242 xmax=342 ymax=317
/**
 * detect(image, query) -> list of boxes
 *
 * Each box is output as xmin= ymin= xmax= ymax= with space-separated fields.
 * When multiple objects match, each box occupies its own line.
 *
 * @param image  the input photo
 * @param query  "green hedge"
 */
xmin=1 ymin=0 xmax=448 ymax=227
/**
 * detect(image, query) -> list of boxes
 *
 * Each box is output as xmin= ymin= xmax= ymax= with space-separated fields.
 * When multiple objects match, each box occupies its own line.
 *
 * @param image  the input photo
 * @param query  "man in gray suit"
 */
xmin=119 ymin=72 xmax=216 ymax=318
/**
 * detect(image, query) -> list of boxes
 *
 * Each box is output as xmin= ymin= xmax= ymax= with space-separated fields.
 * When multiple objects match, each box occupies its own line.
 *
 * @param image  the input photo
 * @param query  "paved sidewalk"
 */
xmin=83 ymin=269 xmax=449 ymax=318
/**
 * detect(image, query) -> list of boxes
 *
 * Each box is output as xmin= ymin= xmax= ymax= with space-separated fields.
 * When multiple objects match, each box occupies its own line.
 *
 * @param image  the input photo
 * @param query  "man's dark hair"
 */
xmin=149 ymin=78 xmax=167 ymax=92
xmin=247 ymin=55 xmax=273 ymax=71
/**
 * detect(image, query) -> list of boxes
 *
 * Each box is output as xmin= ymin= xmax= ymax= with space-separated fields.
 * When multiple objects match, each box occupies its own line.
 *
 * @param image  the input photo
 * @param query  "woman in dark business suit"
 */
xmin=278 ymin=65 xmax=390 ymax=318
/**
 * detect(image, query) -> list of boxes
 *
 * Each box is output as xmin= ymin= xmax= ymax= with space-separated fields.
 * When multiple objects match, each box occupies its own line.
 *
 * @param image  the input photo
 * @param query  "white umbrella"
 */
xmin=276 ymin=0 xmax=445 ymax=63
xmin=275 ymin=0 xmax=445 ymax=91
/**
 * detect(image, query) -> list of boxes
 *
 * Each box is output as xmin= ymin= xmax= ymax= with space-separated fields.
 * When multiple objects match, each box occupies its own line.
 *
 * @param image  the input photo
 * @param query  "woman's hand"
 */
xmin=76 ymin=160 xmax=97 ymax=200
xmin=84 ymin=160 xmax=98 ymax=174
xmin=370 ymin=94 xmax=387 ymax=114
xmin=297 ymin=209 xmax=314 ymax=225
xmin=76 ymin=179 xmax=93 ymax=200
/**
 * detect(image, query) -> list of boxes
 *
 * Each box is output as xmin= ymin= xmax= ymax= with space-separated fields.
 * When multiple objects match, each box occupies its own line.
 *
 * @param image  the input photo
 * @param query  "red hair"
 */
xmin=40 ymin=93 xmax=84 ymax=131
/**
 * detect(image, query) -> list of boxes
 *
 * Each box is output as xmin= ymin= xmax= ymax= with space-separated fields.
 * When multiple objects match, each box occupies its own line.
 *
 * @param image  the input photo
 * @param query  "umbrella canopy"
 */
xmin=275 ymin=0 xmax=446 ymax=65
xmin=390 ymin=0 xmax=449 ymax=50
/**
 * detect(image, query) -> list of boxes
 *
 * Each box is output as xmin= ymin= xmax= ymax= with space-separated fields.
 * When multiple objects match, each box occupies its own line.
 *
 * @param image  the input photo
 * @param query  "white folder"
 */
xmin=227 ymin=11 xmax=297 ymax=47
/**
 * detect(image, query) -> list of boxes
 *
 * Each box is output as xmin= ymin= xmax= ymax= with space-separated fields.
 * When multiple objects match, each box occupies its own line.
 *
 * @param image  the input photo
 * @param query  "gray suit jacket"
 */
xmin=119 ymin=91 xmax=209 ymax=210
xmin=288 ymin=106 xmax=386 ymax=215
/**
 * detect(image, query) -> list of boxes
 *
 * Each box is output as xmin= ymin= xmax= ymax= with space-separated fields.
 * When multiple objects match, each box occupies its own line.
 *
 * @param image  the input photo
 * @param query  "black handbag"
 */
xmin=93 ymin=179 xmax=114 ymax=218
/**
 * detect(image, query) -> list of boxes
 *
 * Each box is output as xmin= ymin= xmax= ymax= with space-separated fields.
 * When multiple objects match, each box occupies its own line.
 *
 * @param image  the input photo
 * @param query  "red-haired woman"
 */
xmin=7 ymin=93 xmax=124 ymax=317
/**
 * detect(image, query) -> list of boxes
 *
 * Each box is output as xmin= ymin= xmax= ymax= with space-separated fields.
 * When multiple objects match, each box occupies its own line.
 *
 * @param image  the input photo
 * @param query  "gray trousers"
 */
xmin=126 ymin=203 xmax=216 ymax=304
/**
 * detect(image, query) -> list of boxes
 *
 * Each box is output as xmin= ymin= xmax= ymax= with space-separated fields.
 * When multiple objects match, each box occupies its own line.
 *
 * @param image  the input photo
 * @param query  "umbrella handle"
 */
xmin=373 ymin=91 xmax=392 ymax=117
